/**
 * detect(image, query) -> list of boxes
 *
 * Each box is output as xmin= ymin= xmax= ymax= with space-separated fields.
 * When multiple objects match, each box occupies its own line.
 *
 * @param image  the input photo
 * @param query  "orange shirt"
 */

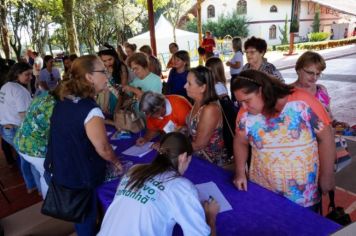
xmin=147 ymin=95 xmax=192 ymax=132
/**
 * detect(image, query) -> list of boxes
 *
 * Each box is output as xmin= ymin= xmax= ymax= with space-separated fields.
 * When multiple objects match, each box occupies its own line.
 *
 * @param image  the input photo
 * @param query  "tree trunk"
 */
xmin=0 ymin=0 xmax=10 ymax=59
xmin=173 ymin=26 xmax=176 ymax=43
xmin=62 ymin=0 xmax=79 ymax=55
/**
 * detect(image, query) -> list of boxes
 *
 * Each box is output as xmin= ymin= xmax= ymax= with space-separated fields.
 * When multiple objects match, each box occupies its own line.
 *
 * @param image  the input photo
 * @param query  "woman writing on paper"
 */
xmin=136 ymin=91 xmax=192 ymax=146
xmin=99 ymin=132 xmax=219 ymax=236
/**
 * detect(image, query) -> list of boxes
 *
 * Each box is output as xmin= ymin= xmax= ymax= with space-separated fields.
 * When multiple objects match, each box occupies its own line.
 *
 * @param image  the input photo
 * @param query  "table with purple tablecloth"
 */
xmin=97 ymin=127 xmax=341 ymax=236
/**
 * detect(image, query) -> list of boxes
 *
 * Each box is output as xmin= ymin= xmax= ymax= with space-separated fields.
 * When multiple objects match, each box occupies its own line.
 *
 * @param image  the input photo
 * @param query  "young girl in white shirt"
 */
xmin=99 ymin=132 xmax=219 ymax=236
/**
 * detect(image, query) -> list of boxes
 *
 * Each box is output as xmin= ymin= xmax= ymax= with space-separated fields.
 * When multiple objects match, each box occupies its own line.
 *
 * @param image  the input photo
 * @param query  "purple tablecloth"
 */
xmin=97 ymin=127 xmax=341 ymax=236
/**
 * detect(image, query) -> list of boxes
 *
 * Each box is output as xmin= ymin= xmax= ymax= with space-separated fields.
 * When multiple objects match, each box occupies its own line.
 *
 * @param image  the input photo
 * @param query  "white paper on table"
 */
xmin=111 ymin=144 xmax=117 ymax=150
xmin=122 ymin=142 xmax=154 ymax=158
xmin=107 ymin=131 xmax=113 ymax=136
xmin=195 ymin=181 xmax=232 ymax=213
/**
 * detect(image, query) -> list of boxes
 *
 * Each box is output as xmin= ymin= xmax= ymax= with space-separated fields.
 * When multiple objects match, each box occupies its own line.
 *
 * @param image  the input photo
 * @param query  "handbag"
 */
xmin=114 ymin=98 xmax=145 ymax=133
xmin=334 ymin=135 xmax=352 ymax=172
xmin=326 ymin=190 xmax=352 ymax=226
xmin=41 ymin=179 xmax=92 ymax=223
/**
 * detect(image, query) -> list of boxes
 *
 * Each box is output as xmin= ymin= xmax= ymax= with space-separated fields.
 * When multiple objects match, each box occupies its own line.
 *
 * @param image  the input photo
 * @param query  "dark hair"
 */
xmin=69 ymin=54 xmax=78 ymax=61
xmin=295 ymin=51 xmax=326 ymax=72
xmin=127 ymin=52 xmax=149 ymax=68
xmin=125 ymin=43 xmax=137 ymax=52
xmin=42 ymin=55 xmax=54 ymax=69
xmin=139 ymin=45 xmax=153 ymax=56
xmin=173 ymin=50 xmax=190 ymax=70
xmin=198 ymin=46 xmax=206 ymax=56
xmin=6 ymin=62 xmax=32 ymax=83
xmin=189 ymin=66 xmax=218 ymax=105
xmin=126 ymin=132 xmax=193 ymax=190
xmin=169 ymin=42 xmax=178 ymax=49
xmin=98 ymin=43 xmax=128 ymax=85
xmin=116 ymin=44 xmax=127 ymax=61
xmin=244 ymin=36 xmax=267 ymax=54
xmin=205 ymin=57 xmax=226 ymax=84
xmin=232 ymin=37 xmax=243 ymax=53
xmin=231 ymin=69 xmax=293 ymax=116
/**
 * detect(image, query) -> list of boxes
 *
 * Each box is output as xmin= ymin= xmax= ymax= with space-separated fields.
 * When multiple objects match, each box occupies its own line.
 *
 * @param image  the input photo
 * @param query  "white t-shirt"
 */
xmin=33 ymin=56 xmax=43 ymax=76
xmin=0 ymin=82 xmax=32 ymax=126
xmin=215 ymin=82 xmax=228 ymax=96
xmin=229 ymin=51 xmax=243 ymax=75
xmin=98 ymin=171 xmax=211 ymax=236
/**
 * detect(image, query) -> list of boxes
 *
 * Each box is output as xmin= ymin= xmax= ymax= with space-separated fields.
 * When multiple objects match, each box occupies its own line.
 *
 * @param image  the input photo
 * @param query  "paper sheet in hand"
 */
xmin=122 ymin=142 xmax=154 ymax=158
xmin=195 ymin=181 xmax=232 ymax=213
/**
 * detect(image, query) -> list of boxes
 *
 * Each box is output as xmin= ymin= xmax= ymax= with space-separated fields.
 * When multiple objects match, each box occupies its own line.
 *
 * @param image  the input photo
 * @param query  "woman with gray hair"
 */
xmin=136 ymin=91 xmax=192 ymax=146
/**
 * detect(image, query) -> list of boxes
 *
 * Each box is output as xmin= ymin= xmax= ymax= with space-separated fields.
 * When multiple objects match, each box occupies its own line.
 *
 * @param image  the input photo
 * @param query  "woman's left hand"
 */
xmin=122 ymin=85 xmax=133 ymax=93
xmin=151 ymin=142 xmax=160 ymax=151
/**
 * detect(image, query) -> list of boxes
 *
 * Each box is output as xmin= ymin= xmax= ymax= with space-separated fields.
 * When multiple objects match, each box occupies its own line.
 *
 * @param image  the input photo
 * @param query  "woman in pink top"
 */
xmin=292 ymin=51 xmax=331 ymax=116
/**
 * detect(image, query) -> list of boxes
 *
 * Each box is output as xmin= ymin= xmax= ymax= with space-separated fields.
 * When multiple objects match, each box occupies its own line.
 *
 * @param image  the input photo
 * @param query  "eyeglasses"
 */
xmin=244 ymin=49 xmax=258 ymax=55
xmin=92 ymin=69 xmax=110 ymax=77
xmin=302 ymin=68 xmax=322 ymax=78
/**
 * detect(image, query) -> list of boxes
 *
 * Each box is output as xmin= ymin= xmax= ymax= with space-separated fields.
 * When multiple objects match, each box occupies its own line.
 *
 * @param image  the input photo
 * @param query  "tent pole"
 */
xmin=197 ymin=0 xmax=203 ymax=65
xmin=147 ymin=0 xmax=157 ymax=56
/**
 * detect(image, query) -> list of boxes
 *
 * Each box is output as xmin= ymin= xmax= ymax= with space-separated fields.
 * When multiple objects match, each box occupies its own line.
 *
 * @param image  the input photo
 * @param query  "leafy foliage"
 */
xmin=278 ymin=14 xmax=288 ymax=45
xmin=311 ymin=11 xmax=320 ymax=33
xmin=184 ymin=12 xmax=248 ymax=38
xmin=308 ymin=32 xmax=330 ymax=42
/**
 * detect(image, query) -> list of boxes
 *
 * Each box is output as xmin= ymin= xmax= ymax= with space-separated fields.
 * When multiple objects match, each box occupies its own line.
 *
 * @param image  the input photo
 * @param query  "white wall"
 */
xmin=200 ymin=0 xmax=349 ymax=46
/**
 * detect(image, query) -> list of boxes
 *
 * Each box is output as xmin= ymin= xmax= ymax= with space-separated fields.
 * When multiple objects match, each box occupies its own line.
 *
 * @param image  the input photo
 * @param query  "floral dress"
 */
xmin=236 ymin=89 xmax=331 ymax=207
xmin=14 ymin=92 xmax=56 ymax=158
xmin=187 ymin=102 xmax=228 ymax=166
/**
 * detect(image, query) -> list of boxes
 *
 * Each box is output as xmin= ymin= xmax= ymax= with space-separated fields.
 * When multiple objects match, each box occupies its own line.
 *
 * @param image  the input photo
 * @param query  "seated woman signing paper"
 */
xmin=136 ymin=91 xmax=192 ymax=146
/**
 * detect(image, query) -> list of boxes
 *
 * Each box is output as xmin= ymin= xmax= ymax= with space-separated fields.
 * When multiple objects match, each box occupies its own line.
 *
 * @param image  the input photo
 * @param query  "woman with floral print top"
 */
xmin=14 ymin=91 xmax=57 ymax=197
xmin=231 ymin=70 xmax=335 ymax=211
xmin=185 ymin=66 xmax=229 ymax=166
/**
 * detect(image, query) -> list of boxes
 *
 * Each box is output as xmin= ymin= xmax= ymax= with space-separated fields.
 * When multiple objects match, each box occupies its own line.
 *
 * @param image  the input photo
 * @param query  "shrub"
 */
xmin=274 ymin=37 xmax=356 ymax=52
xmin=308 ymin=32 xmax=330 ymax=42
xmin=183 ymin=12 xmax=249 ymax=38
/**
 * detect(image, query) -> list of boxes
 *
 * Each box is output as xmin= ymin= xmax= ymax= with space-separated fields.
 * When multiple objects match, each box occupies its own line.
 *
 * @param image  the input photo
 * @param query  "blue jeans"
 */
xmin=75 ymin=190 xmax=98 ymax=236
xmin=0 ymin=125 xmax=38 ymax=190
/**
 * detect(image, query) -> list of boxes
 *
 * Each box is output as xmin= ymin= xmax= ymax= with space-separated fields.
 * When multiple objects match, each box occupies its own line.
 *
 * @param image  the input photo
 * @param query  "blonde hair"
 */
xmin=57 ymin=55 xmax=98 ymax=100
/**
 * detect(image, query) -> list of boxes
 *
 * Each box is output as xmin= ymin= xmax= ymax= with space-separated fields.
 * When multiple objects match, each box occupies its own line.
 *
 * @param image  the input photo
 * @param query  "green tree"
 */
xmin=164 ymin=0 xmax=191 ymax=42
xmin=279 ymin=14 xmax=289 ymax=45
xmin=312 ymin=7 xmax=320 ymax=33
xmin=184 ymin=13 xmax=248 ymax=38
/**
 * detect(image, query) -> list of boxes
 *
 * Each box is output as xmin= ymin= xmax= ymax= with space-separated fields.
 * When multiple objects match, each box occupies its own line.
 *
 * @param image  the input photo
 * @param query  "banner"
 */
xmin=290 ymin=0 xmax=301 ymax=33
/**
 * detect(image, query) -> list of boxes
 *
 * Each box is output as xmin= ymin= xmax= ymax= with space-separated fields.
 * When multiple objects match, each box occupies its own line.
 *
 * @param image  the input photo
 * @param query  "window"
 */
xmin=270 ymin=5 xmax=278 ymax=13
xmin=237 ymin=0 xmax=247 ymax=15
xmin=269 ymin=25 xmax=277 ymax=39
xmin=207 ymin=5 xmax=215 ymax=18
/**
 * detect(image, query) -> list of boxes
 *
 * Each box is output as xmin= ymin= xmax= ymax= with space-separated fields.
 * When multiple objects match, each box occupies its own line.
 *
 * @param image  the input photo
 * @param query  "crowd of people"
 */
xmin=0 ymin=33 xmax=345 ymax=235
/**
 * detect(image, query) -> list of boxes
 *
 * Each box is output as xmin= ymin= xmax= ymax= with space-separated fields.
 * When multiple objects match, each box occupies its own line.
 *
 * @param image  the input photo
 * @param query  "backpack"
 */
xmin=219 ymin=95 xmax=239 ymax=158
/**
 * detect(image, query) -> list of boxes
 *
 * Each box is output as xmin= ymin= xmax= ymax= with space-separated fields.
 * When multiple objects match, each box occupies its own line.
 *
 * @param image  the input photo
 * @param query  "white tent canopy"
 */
xmin=128 ymin=15 xmax=199 ymax=55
